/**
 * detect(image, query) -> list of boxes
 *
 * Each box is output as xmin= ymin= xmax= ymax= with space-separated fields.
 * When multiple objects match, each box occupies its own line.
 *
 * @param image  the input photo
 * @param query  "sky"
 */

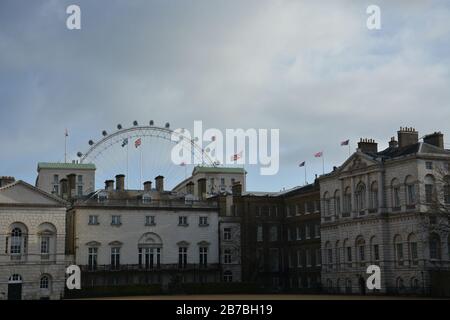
xmin=1 ymin=0 xmax=450 ymax=191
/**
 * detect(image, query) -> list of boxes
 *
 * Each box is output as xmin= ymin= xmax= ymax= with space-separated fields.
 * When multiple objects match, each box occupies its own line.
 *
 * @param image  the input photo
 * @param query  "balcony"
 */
xmin=80 ymin=263 xmax=220 ymax=273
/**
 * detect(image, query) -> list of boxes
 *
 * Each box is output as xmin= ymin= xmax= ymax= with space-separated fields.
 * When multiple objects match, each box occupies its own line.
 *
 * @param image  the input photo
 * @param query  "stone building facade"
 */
xmin=66 ymin=175 xmax=223 ymax=290
xmin=0 ymin=178 xmax=68 ymax=300
xmin=319 ymin=128 xmax=450 ymax=295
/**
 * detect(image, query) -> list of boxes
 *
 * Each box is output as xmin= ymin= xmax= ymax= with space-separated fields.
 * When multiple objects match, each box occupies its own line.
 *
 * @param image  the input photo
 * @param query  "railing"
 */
xmin=76 ymin=199 xmax=218 ymax=209
xmin=80 ymin=263 xmax=220 ymax=272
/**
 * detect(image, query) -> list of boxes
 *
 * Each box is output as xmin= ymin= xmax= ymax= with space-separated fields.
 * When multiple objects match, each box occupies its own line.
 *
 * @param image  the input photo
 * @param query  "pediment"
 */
xmin=86 ymin=241 xmax=101 ymax=246
xmin=0 ymin=181 xmax=67 ymax=206
xmin=338 ymin=152 xmax=379 ymax=174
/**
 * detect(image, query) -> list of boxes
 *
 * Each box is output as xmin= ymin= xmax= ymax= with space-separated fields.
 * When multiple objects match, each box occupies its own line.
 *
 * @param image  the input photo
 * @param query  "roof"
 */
xmin=192 ymin=166 xmax=246 ymax=175
xmin=37 ymin=162 xmax=96 ymax=171
xmin=0 ymin=180 xmax=69 ymax=206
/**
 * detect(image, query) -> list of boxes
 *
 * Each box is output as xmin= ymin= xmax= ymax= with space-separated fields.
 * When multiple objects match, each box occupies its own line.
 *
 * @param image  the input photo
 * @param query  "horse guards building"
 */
xmin=0 ymin=127 xmax=449 ymax=299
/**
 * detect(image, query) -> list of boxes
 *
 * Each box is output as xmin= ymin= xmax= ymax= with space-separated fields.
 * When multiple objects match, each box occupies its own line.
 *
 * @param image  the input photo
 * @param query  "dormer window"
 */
xmin=98 ymin=191 xmax=108 ymax=202
xmin=142 ymin=194 xmax=152 ymax=204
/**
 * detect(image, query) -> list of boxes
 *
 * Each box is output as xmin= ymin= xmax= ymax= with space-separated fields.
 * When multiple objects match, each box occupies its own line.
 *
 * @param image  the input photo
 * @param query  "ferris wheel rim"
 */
xmin=78 ymin=125 xmax=216 ymax=166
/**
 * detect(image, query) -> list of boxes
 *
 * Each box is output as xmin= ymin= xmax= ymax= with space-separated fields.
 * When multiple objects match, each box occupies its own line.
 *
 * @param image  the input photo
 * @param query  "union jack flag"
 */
xmin=135 ymin=138 xmax=142 ymax=148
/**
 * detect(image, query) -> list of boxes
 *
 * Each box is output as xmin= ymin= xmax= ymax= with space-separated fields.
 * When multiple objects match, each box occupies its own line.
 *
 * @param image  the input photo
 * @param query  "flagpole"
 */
xmin=140 ymin=142 xmax=143 ymax=188
xmin=348 ymin=142 xmax=351 ymax=157
xmin=322 ymin=154 xmax=325 ymax=175
xmin=64 ymin=130 xmax=67 ymax=163
xmin=304 ymin=164 xmax=307 ymax=185
xmin=126 ymin=136 xmax=129 ymax=189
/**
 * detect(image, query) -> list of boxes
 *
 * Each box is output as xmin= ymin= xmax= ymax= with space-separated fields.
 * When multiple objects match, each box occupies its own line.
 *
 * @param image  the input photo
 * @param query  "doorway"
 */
xmin=8 ymin=274 xmax=22 ymax=300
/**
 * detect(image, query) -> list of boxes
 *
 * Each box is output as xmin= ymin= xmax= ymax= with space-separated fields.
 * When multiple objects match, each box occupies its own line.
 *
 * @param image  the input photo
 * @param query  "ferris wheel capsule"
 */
xmin=165 ymin=122 xmax=170 ymax=128
xmin=133 ymin=120 xmax=138 ymax=126
xmin=117 ymin=124 xmax=122 ymax=130
xmin=102 ymin=130 xmax=108 ymax=136
xmin=149 ymin=120 xmax=154 ymax=126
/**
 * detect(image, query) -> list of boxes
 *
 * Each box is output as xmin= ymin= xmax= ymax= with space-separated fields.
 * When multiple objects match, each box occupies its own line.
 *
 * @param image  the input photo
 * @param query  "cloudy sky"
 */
xmin=1 ymin=0 xmax=450 ymax=191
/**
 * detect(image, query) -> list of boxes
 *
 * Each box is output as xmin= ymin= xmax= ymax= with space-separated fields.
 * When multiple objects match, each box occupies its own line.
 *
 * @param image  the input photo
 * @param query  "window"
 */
xmin=52 ymin=184 xmax=59 ymax=194
xmin=220 ymin=178 xmax=225 ymax=186
xmin=410 ymin=242 xmax=418 ymax=265
xmin=429 ymin=234 xmax=441 ymax=260
xmin=199 ymin=216 xmax=208 ymax=226
xmin=231 ymin=178 xmax=235 ymax=185
xmin=53 ymin=174 xmax=59 ymax=184
xmin=223 ymin=271 xmax=233 ymax=282
xmin=316 ymin=248 xmax=321 ymax=266
xmin=111 ymin=247 xmax=120 ymax=269
xmin=256 ymin=225 xmax=263 ymax=242
xmin=334 ymin=192 xmax=341 ymax=215
xmin=296 ymin=249 xmax=302 ymax=267
xmin=88 ymin=215 xmax=99 ymax=225
xmin=425 ymin=161 xmax=433 ymax=170
xmin=40 ymin=236 xmax=50 ymax=254
xmin=394 ymin=236 xmax=404 ymax=266
xmin=444 ymin=177 xmax=450 ymax=204
xmin=392 ymin=186 xmax=401 ymax=209
xmin=327 ymin=247 xmax=333 ymax=264
xmin=145 ymin=215 xmax=155 ymax=226
xmin=224 ymin=249 xmax=232 ymax=264
xmin=10 ymin=228 xmax=23 ymax=255
xmin=269 ymin=225 xmax=278 ymax=242
xmin=305 ymin=225 xmax=310 ymax=239
xmin=178 ymin=216 xmax=188 ymax=226
xmin=77 ymin=185 xmax=83 ymax=196
xmin=255 ymin=206 xmax=261 ymax=217
xmin=223 ymin=228 xmax=232 ymax=241
xmin=111 ymin=215 xmax=121 ymax=226
xmin=314 ymin=224 xmax=320 ymax=238
xmin=355 ymin=183 xmax=366 ymax=213
xmin=305 ymin=249 xmax=311 ymax=267
xmin=346 ymin=247 xmax=352 ymax=263
xmin=343 ymin=188 xmax=351 ymax=215
xmin=98 ymin=191 xmax=108 ymax=202
xmin=406 ymin=184 xmax=416 ymax=205
xmin=88 ymin=247 xmax=98 ymax=270
xmin=142 ymin=194 xmax=152 ymax=204
xmin=199 ymin=247 xmax=208 ymax=267
xmin=138 ymin=247 xmax=161 ymax=269
xmin=323 ymin=192 xmax=330 ymax=216
xmin=40 ymin=276 xmax=49 ymax=289
xmin=178 ymin=247 xmax=188 ymax=268
xmin=296 ymin=226 xmax=302 ymax=240
xmin=373 ymin=244 xmax=380 ymax=261
xmin=270 ymin=248 xmax=279 ymax=271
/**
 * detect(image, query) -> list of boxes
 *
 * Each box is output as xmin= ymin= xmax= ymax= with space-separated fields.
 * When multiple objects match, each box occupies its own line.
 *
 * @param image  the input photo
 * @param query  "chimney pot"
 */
xmin=155 ymin=175 xmax=164 ymax=192
xmin=105 ymin=180 xmax=114 ymax=191
xmin=0 ymin=176 xmax=15 ymax=187
xmin=423 ymin=131 xmax=444 ymax=149
xmin=397 ymin=127 xmax=418 ymax=148
xmin=116 ymin=174 xmax=125 ymax=191
xmin=143 ymin=180 xmax=152 ymax=192
xmin=357 ymin=138 xmax=378 ymax=153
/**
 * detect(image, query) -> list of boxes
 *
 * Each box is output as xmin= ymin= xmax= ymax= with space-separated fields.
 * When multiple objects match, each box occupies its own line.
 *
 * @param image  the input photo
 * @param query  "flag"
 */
xmin=135 ymin=138 xmax=142 ymax=148
xmin=299 ymin=161 xmax=305 ymax=167
xmin=230 ymin=151 xmax=243 ymax=161
xmin=65 ymin=128 xmax=68 ymax=137
xmin=121 ymin=138 xmax=128 ymax=147
xmin=341 ymin=139 xmax=349 ymax=146
xmin=314 ymin=151 xmax=323 ymax=158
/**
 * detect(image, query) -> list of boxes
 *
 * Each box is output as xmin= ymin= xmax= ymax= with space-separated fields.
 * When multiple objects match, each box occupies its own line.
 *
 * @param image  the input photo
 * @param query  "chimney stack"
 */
xmin=143 ymin=181 xmax=152 ymax=192
xmin=116 ymin=174 xmax=125 ymax=191
xmin=67 ymin=174 xmax=76 ymax=198
xmin=60 ymin=178 xmax=68 ymax=199
xmin=397 ymin=127 xmax=418 ymax=148
xmin=186 ymin=181 xmax=194 ymax=195
xmin=0 ymin=176 xmax=15 ymax=187
xmin=105 ymin=179 xmax=114 ymax=191
xmin=232 ymin=182 xmax=242 ymax=196
xmin=155 ymin=175 xmax=164 ymax=192
xmin=423 ymin=132 xmax=444 ymax=149
xmin=389 ymin=137 xmax=398 ymax=148
xmin=357 ymin=138 xmax=378 ymax=154
xmin=197 ymin=178 xmax=206 ymax=200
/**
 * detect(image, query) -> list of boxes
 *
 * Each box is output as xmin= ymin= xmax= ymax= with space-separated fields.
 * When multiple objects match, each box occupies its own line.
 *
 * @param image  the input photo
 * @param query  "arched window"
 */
xmin=40 ymin=275 xmax=50 ymax=289
xmin=345 ymin=279 xmax=352 ymax=294
xmin=37 ymin=223 xmax=57 ymax=261
xmin=370 ymin=182 xmax=378 ymax=210
xmin=223 ymin=270 xmax=233 ymax=282
xmin=355 ymin=183 xmax=366 ymax=213
xmin=394 ymin=235 xmax=404 ymax=266
xmin=334 ymin=190 xmax=341 ymax=215
xmin=335 ymin=241 xmax=341 ymax=269
xmin=356 ymin=236 xmax=366 ymax=264
xmin=138 ymin=233 xmax=163 ymax=270
xmin=424 ymin=175 xmax=436 ymax=204
xmin=370 ymin=236 xmax=380 ymax=262
xmin=326 ymin=279 xmax=333 ymax=290
xmin=405 ymin=176 xmax=416 ymax=206
xmin=410 ymin=277 xmax=419 ymax=290
xmin=391 ymin=178 xmax=401 ymax=210
xmin=336 ymin=278 xmax=342 ymax=293
xmin=9 ymin=223 xmax=28 ymax=260
xmin=429 ymin=233 xmax=441 ymax=260
xmin=343 ymin=187 xmax=351 ymax=215
xmin=408 ymin=233 xmax=418 ymax=266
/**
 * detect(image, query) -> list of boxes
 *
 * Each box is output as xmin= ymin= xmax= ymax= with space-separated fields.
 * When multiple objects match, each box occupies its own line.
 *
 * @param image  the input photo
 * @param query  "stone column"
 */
xmin=351 ymin=176 xmax=356 ymax=216
xmin=377 ymin=171 xmax=383 ymax=213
